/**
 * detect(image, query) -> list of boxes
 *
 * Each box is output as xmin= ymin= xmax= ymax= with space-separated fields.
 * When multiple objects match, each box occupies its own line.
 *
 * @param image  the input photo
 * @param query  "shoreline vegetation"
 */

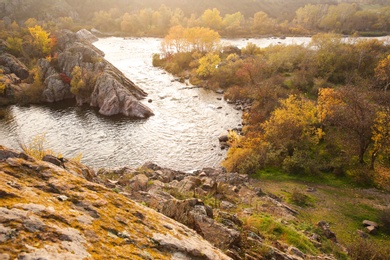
xmin=0 ymin=0 xmax=389 ymax=259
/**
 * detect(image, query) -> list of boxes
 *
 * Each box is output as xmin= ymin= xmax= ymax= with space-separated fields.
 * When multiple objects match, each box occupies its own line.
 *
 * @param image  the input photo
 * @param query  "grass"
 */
xmin=243 ymin=213 xmax=319 ymax=255
xmin=248 ymin=167 xmax=390 ymax=255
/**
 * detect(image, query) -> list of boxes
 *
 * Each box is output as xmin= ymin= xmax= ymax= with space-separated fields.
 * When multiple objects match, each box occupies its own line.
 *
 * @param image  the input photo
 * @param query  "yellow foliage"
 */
xmin=20 ymin=133 xmax=60 ymax=160
xmin=161 ymin=26 xmax=220 ymax=55
xmin=28 ymin=25 xmax=52 ymax=56
xmin=196 ymin=53 xmax=221 ymax=78
xmin=262 ymin=95 xmax=322 ymax=149
xmin=371 ymin=108 xmax=390 ymax=159
xmin=70 ymin=66 xmax=86 ymax=95
xmin=317 ymin=88 xmax=343 ymax=122
xmin=0 ymin=83 xmax=5 ymax=95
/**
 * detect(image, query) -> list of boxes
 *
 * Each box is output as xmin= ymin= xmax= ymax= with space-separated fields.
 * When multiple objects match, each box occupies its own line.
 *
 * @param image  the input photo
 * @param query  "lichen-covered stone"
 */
xmin=0 ymin=145 xmax=230 ymax=259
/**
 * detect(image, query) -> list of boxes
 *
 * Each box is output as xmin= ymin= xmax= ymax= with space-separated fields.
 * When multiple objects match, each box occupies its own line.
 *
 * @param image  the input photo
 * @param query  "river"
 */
xmin=1 ymin=36 xmax=388 ymax=171
xmin=0 ymin=37 xmax=244 ymax=172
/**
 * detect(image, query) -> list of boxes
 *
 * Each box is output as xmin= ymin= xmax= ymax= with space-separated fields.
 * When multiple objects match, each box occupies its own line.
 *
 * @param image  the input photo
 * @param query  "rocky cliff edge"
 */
xmin=0 ymin=145 xmax=229 ymax=260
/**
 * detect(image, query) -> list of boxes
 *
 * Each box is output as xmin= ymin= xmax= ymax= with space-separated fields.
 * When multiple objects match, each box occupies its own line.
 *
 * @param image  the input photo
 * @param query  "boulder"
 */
xmin=317 ymin=221 xmax=337 ymax=242
xmin=362 ymin=220 xmax=379 ymax=228
xmin=42 ymin=74 xmax=73 ymax=102
xmin=76 ymin=29 xmax=98 ymax=43
xmin=0 ymin=54 xmax=29 ymax=80
xmin=90 ymin=72 xmax=154 ymax=118
xmin=219 ymin=134 xmax=229 ymax=142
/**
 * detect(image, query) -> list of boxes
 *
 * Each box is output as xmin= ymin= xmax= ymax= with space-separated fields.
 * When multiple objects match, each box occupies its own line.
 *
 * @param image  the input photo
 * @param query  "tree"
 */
xmin=262 ymin=95 xmax=321 ymax=156
xmin=121 ymin=13 xmax=141 ymax=35
xmin=319 ymin=87 xmax=377 ymax=164
xmin=28 ymin=25 xmax=52 ymax=56
xmin=371 ymin=108 xmax=390 ymax=169
xmin=251 ymin=11 xmax=276 ymax=35
xmin=375 ymin=54 xmax=390 ymax=92
xmin=70 ymin=66 xmax=86 ymax=96
xmin=196 ymin=53 xmax=221 ymax=78
xmin=161 ymin=26 xmax=220 ymax=55
xmin=223 ymin=12 xmax=244 ymax=35
xmin=294 ymin=4 xmax=328 ymax=31
xmin=201 ymin=8 xmax=223 ymax=31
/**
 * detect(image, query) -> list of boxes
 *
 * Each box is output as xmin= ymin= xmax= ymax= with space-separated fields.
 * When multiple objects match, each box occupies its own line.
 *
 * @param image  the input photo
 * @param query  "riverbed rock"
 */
xmin=76 ymin=29 xmax=98 ymax=43
xmin=37 ymin=30 xmax=154 ymax=118
xmin=0 ymin=145 xmax=230 ymax=260
xmin=0 ymin=54 xmax=29 ymax=80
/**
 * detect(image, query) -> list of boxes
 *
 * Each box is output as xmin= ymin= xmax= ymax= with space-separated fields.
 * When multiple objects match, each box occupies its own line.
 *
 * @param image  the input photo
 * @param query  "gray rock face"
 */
xmin=91 ymin=72 xmax=154 ymax=117
xmin=76 ymin=29 xmax=98 ymax=43
xmin=0 ymin=54 xmax=29 ymax=80
xmin=42 ymin=75 xmax=73 ymax=102
xmin=37 ymin=30 xmax=153 ymax=118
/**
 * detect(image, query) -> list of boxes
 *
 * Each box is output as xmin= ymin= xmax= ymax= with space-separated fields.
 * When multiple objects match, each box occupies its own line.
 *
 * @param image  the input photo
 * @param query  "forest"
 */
xmin=1 ymin=0 xmax=390 ymax=36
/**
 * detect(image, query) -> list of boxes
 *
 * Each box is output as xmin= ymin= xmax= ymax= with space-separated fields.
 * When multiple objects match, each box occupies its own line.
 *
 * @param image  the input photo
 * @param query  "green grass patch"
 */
xmin=244 ymin=214 xmax=319 ymax=255
xmin=252 ymin=168 xmax=356 ymax=188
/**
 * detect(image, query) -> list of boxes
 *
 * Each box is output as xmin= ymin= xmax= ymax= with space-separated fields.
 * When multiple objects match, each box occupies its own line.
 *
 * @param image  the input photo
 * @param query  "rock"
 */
xmin=42 ymin=154 xmax=63 ymax=167
xmin=219 ymin=134 xmax=229 ymax=142
xmin=288 ymin=246 xmax=305 ymax=259
xmin=37 ymin=30 xmax=154 ymax=118
xmin=0 ymin=54 xmax=29 ymax=80
xmin=357 ymin=229 xmax=368 ymax=238
xmin=90 ymin=72 xmax=154 ymax=118
xmin=76 ymin=29 xmax=98 ymax=43
xmin=171 ymin=176 xmax=201 ymax=193
xmin=363 ymin=220 xmax=379 ymax=228
xmin=129 ymin=174 xmax=149 ymax=191
xmin=201 ymin=177 xmax=217 ymax=191
xmin=0 ymin=145 xmax=230 ymax=259
xmin=42 ymin=74 xmax=73 ymax=102
xmin=366 ymin=225 xmax=377 ymax=234
xmin=317 ymin=221 xmax=337 ymax=242
xmin=57 ymin=195 xmax=68 ymax=201
xmin=220 ymin=200 xmax=236 ymax=210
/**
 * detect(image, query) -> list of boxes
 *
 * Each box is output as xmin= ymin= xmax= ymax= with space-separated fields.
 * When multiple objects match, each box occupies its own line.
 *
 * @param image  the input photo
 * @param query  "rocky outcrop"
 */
xmin=0 ymin=53 xmax=29 ymax=80
xmin=0 ymin=145 xmax=230 ymax=260
xmin=95 ymin=164 xmax=339 ymax=260
xmin=38 ymin=29 xmax=153 ymax=118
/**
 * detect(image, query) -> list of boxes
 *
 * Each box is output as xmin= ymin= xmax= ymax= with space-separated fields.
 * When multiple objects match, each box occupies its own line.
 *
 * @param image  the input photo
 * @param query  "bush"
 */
xmin=290 ymin=189 xmax=310 ymax=206
xmin=380 ymin=208 xmax=390 ymax=233
xmin=347 ymin=237 xmax=390 ymax=260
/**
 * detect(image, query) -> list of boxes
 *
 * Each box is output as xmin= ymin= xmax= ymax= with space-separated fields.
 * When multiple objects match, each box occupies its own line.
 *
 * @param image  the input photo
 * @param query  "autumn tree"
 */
xmin=251 ymin=11 xmax=277 ymax=35
xmin=262 ymin=95 xmax=322 ymax=156
xmin=319 ymin=87 xmax=377 ymax=164
xmin=294 ymin=4 xmax=328 ymax=31
xmin=196 ymin=53 xmax=221 ymax=78
xmin=201 ymin=8 xmax=223 ymax=31
xmin=371 ymin=108 xmax=390 ymax=169
xmin=28 ymin=25 xmax=52 ymax=57
xmin=161 ymin=26 xmax=220 ymax=55
xmin=222 ymin=12 xmax=244 ymax=35
xmin=375 ymin=54 xmax=390 ymax=92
